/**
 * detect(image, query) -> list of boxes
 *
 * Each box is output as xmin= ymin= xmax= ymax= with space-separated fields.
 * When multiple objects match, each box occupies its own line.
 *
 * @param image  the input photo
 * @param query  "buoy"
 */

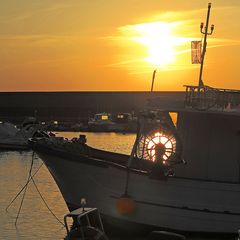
xmin=116 ymin=195 xmax=136 ymax=215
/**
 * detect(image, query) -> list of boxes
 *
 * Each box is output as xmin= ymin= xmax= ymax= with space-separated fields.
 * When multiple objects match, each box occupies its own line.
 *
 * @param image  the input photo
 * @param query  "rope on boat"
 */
xmin=123 ymin=119 xmax=143 ymax=196
xmin=7 ymin=151 xmax=64 ymax=227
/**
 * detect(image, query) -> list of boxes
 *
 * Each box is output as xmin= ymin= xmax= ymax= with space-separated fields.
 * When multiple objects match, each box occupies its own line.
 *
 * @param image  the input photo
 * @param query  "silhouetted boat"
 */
xmin=29 ymin=3 xmax=240 ymax=235
xmin=0 ymin=117 xmax=48 ymax=150
xmin=88 ymin=112 xmax=116 ymax=132
xmin=88 ymin=112 xmax=137 ymax=132
xmin=29 ymin=86 xmax=240 ymax=234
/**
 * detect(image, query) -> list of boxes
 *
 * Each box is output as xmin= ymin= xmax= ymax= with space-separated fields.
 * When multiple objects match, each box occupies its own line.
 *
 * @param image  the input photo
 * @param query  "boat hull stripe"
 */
xmin=110 ymin=195 xmax=240 ymax=216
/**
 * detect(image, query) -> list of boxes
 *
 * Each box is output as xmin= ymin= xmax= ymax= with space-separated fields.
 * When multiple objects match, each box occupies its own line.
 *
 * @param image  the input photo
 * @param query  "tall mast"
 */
xmin=198 ymin=3 xmax=214 ymax=87
xmin=150 ymin=69 xmax=157 ymax=92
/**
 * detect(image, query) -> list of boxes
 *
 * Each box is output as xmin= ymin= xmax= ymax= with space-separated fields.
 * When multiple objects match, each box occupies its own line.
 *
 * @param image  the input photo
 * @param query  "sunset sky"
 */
xmin=0 ymin=0 xmax=239 ymax=91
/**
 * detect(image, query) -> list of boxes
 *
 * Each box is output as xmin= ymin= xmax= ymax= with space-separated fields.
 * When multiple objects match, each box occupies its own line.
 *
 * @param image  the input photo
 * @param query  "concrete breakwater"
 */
xmin=0 ymin=91 xmax=184 ymax=124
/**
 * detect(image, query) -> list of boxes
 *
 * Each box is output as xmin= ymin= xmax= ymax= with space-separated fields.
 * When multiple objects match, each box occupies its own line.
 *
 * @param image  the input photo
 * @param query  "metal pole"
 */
xmin=151 ymin=69 xmax=157 ymax=92
xmin=198 ymin=3 xmax=214 ymax=87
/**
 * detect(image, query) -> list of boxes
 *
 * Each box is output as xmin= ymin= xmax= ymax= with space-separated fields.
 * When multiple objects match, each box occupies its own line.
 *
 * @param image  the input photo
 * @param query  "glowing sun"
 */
xmin=133 ymin=22 xmax=176 ymax=66
xmin=117 ymin=21 xmax=184 ymax=68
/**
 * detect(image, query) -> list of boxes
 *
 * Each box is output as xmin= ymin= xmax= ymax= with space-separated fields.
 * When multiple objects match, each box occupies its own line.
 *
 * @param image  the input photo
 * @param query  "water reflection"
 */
xmin=0 ymin=150 xmax=67 ymax=239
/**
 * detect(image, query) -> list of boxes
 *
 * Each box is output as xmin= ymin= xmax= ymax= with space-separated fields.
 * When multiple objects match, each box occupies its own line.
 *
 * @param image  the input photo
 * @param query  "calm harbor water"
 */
xmin=0 ymin=132 xmax=236 ymax=240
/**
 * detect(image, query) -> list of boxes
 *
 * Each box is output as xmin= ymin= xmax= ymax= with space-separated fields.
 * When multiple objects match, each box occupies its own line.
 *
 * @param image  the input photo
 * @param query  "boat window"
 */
xmin=117 ymin=114 xmax=124 ymax=119
xmin=101 ymin=115 xmax=109 ymax=120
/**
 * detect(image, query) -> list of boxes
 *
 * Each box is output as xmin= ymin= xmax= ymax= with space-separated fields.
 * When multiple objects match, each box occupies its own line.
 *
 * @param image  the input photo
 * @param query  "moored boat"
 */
xmin=29 ymin=91 xmax=240 ymax=234
xmin=88 ymin=112 xmax=116 ymax=132
xmin=88 ymin=112 xmax=137 ymax=132
xmin=0 ymin=117 xmax=48 ymax=150
xmin=29 ymin=3 xmax=240 ymax=236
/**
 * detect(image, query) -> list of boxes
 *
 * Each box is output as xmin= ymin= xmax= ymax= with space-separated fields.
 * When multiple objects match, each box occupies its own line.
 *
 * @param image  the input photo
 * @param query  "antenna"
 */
xmin=151 ymin=69 xmax=157 ymax=92
xmin=198 ymin=3 xmax=214 ymax=87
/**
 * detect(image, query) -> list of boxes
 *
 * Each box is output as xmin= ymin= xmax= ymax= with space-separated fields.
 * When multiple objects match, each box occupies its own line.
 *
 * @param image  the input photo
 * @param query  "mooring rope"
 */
xmin=14 ymin=151 xmax=35 ymax=225
xmin=9 ymin=151 xmax=64 ymax=227
xmin=6 ymin=162 xmax=43 ymax=211
xmin=31 ymin=176 xmax=64 ymax=226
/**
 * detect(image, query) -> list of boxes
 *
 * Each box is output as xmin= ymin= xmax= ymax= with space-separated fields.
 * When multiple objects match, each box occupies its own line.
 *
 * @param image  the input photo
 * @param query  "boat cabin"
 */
xmin=113 ymin=113 xmax=133 ymax=123
xmin=93 ymin=113 xmax=112 ymax=122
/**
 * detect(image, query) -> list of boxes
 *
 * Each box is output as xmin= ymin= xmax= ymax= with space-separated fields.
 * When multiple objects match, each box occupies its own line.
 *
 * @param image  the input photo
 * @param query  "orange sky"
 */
xmin=0 ymin=0 xmax=239 ymax=91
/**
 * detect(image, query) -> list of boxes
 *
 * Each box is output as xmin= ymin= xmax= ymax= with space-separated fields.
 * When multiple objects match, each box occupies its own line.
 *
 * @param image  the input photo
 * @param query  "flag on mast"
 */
xmin=191 ymin=41 xmax=202 ymax=64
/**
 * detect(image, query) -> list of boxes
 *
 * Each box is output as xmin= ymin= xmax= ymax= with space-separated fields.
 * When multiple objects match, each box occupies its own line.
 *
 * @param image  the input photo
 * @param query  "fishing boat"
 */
xmin=29 ymin=3 xmax=240 ymax=235
xmin=88 ymin=112 xmax=117 ymax=132
xmin=0 ymin=117 xmax=48 ymax=150
xmin=113 ymin=112 xmax=137 ymax=132
xmin=29 ymin=86 xmax=240 ymax=234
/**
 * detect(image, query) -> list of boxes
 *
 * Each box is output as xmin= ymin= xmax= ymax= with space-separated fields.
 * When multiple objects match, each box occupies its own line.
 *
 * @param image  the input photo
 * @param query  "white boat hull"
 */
xmin=38 ymin=152 xmax=240 ymax=234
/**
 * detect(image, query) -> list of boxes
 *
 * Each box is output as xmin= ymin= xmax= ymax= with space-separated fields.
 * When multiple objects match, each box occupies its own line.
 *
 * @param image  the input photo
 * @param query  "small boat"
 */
xmin=88 ymin=112 xmax=137 ymax=132
xmin=113 ymin=112 xmax=137 ymax=132
xmin=0 ymin=117 xmax=48 ymax=150
xmin=88 ymin=112 xmax=116 ymax=132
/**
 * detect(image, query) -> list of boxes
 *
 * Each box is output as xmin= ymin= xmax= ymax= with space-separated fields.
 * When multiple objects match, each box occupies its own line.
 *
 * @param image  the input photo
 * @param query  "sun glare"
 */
xmin=146 ymin=132 xmax=174 ymax=162
xmin=119 ymin=22 xmax=183 ymax=68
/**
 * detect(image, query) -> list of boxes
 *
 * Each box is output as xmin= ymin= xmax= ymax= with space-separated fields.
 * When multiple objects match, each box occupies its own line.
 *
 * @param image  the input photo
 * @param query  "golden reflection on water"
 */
xmin=0 ymin=132 xmax=135 ymax=240
xmin=0 ymin=151 xmax=68 ymax=239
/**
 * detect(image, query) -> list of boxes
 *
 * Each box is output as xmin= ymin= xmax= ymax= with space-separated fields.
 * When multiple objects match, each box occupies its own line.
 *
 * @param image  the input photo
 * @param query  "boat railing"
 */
xmin=184 ymin=85 xmax=240 ymax=111
xmin=64 ymin=207 xmax=107 ymax=240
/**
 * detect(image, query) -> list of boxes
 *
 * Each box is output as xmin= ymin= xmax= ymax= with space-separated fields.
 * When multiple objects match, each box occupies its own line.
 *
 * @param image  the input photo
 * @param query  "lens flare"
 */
xmin=146 ymin=132 xmax=174 ymax=162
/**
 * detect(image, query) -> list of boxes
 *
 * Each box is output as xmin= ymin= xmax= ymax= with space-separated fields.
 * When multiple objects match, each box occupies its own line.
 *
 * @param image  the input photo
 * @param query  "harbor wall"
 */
xmin=0 ymin=91 xmax=185 ymax=123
